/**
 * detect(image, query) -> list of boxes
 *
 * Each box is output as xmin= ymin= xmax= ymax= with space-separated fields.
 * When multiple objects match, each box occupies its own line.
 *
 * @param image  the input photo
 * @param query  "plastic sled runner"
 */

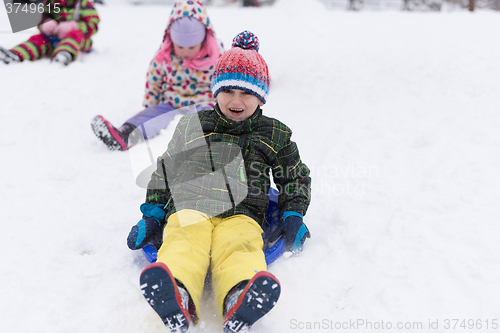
xmin=142 ymin=188 xmax=286 ymax=266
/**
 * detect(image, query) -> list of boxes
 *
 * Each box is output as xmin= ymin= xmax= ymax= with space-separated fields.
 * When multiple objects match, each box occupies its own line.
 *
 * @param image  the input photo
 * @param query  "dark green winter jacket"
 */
xmin=145 ymin=105 xmax=311 ymax=225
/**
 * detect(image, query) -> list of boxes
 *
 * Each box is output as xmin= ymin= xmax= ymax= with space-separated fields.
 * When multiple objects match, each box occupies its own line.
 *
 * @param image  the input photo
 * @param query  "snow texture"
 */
xmin=1 ymin=1 xmax=500 ymax=332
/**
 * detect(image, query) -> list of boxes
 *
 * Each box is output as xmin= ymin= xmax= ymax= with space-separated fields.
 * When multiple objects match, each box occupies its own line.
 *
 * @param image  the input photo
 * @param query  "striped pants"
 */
xmin=10 ymin=30 xmax=91 ymax=62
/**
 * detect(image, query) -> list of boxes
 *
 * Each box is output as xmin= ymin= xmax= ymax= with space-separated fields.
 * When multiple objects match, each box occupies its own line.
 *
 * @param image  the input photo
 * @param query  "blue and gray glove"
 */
xmin=268 ymin=211 xmax=311 ymax=254
xmin=127 ymin=203 xmax=167 ymax=250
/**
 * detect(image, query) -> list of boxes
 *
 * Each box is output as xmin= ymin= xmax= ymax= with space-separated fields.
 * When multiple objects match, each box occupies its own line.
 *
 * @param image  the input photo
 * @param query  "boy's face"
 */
xmin=173 ymin=42 xmax=203 ymax=60
xmin=215 ymin=89 xmax=264 ymax=122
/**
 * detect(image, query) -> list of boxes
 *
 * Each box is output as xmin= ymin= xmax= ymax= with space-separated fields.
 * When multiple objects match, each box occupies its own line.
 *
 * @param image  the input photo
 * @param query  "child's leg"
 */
xmin=210 ymin=214 xmax=267 ymax=315
xmin=51 ymin=30 xmax=84 ymax=61
xmin=90 ymin=104 xmax=179 ymax=151
xmin=124 ymin=104 xmax=201 ymax=139
xmin=92 ymin=104 xmax=207 ymax=151
xmin=80 ymin=37 xmax=94 ymax=53
xmin=156 ymin=209 xmax=213 ymax=322
xmin=10 ymin=34 xmax=53 ymax=61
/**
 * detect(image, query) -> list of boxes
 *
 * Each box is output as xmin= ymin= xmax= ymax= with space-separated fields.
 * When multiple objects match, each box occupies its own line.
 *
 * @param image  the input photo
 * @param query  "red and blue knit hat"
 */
xmin=211 ymin=31 xmax=270 ymax=104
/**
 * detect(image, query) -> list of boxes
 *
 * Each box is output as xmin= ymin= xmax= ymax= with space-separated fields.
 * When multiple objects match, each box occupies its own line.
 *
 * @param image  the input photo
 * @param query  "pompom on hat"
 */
xmin=211 ymin=31 xmax=270 ymax=104
xmin=170 ymin=16 xmax=207 ymax=47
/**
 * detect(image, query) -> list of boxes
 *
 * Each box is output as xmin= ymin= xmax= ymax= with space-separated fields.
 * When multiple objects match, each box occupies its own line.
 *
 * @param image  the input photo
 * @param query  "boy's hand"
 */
xmin=268 ymin=212 xmax=310 ymax=255
xmin=126 ymin=203 xmax=167 ymax=250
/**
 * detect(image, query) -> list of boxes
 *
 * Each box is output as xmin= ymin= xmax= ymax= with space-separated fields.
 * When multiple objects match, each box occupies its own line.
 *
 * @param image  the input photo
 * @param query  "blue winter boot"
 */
xmin=140 ymin=262 xmax=197 ymax=332
xmin=223 ymin=271 xmax=281 ymax=333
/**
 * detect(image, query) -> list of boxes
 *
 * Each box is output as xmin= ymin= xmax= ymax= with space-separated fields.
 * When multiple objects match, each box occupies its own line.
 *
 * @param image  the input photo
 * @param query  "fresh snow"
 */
xmin=1 ymin=1 xmax=500 ymax=332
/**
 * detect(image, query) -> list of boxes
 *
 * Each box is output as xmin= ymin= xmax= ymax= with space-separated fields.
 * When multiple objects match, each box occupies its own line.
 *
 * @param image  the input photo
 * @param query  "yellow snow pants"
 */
xmin=156 ymin=209 xmax=267 ymax=321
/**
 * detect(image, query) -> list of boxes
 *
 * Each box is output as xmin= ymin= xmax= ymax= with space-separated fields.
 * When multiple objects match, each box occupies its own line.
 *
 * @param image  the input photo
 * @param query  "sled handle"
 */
xmin=264 ymin=237 xmax=285 ymax=266
xmin=142 ymin=244 xmax=158 ymax=263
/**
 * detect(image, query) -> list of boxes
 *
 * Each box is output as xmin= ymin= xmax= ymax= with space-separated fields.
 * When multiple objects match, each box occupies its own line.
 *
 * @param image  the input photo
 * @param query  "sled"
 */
xmin=142 ymin=187 xmax=286 ymax=266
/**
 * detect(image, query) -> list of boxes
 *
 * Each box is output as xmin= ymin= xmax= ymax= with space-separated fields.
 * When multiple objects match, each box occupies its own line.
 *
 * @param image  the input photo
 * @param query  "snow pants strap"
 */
xmin=156 ymin=210 xmax=266 ymax=322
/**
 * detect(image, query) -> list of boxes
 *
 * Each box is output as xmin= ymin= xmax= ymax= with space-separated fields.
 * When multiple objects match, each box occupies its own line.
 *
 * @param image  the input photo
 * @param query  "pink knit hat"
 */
xmin=169 ymin=16 xmax=207 ymax=47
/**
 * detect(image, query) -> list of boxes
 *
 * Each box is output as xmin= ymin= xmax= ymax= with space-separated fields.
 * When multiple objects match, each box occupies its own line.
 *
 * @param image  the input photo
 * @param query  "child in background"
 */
xmin=91 ymin=0 xmax=224 ymax=152
xmin=128 ymin=31 xmax=311 ymax=333
xmin=0 ymin=0 xmax=99 ymax=66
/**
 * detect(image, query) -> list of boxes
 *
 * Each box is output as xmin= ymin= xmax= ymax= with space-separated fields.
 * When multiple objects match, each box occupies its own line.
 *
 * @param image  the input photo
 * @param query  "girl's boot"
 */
xmin=91 ymin=115 xmax=141 ymax=151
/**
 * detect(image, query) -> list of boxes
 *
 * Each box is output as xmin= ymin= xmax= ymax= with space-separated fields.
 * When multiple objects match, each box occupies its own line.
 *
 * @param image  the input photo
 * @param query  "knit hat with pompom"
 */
xmin=211 ymin=31 xmax=270 ymax=104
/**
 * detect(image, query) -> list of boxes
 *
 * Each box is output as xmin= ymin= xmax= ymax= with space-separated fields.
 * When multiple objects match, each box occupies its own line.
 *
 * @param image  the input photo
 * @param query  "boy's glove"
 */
xmin=127 ymin=203 xmax=167 ymax=250
xmin=268 ymin=211 xmax=310 ymax=254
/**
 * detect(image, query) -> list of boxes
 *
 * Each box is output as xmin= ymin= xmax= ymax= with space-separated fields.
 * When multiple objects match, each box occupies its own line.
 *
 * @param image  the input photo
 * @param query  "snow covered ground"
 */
xmin=1 ymin=1 xmax=500 ymax=332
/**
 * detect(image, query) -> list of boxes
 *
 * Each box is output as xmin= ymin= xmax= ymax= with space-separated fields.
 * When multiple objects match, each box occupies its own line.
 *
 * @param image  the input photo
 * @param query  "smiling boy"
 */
xmin=215 ymin=88 xmax=263 ymax=121
xmin=134 ymin=31 xmax=311 ymax=333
